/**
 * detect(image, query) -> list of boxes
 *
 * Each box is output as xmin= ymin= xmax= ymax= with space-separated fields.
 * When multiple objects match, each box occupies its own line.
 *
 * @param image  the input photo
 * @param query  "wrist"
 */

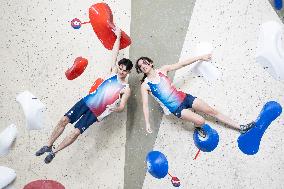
xmin=197 ymin=56 xmax=203 ymax=61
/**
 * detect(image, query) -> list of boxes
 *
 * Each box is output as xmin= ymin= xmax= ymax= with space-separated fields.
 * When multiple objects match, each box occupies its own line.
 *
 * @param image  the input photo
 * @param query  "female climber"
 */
xmin=135 ymin=55 xmax=255 ymax=137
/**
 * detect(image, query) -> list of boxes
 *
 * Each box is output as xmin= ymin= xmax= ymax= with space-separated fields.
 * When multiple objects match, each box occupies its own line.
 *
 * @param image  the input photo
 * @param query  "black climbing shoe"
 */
xmin=35 ymin=146 xmax=52 ymax=156
xmin=196 ymin=127 xmax=206 ymax=138
xmin=44 ymin=151 xmax=56 ymax=164
xmin=240 ymin=121 xmax=255 ymax=134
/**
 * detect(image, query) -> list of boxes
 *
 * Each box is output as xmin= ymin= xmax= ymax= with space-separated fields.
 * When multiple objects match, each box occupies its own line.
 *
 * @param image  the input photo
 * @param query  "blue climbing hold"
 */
xmin=238 ymin=101 xmax=282 ymax=155
xmin=193 ymin=124 xmax=219 ymax=152
xmin=146 ymin=151 xmax=168 ymax=179
xmin=274 ymin=0 xmax=283 ymax=10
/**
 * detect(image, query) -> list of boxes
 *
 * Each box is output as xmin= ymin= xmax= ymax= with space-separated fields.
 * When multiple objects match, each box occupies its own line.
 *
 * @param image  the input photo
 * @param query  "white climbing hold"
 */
xmin=16 ymin=91 xmax=45 ymax=130
xmin=191 ymin=42 xmax=221 ymax=81
xmin=0 ymin=124 xmax=17 ymax=156
xmin=0 ymin=166 xmax=16 ymax=189
xmin=256 ymin=21 xmax=284 ymax=80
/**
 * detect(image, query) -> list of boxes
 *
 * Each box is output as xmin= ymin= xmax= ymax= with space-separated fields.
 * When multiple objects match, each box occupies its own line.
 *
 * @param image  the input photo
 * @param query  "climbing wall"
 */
xmin=0 ymin=0 xmax=130 ymax=188
xmin=143 ymin=0 xmax=284 ymax=188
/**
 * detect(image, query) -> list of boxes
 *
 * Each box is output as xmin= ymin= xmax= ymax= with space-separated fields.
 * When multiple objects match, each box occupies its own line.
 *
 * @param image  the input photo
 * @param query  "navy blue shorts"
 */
xmin=173 ymin=93 xmax=197 ymax=118
xmin=64 ymin=99 xmax=97 ymax=134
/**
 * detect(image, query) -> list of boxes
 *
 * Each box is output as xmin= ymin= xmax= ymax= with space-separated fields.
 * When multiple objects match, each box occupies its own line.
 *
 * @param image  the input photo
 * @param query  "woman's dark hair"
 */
xmin=135 ymin=57 xmax=154 ymax=83
xmin=118 ymin=58 xmax=133 ymax=71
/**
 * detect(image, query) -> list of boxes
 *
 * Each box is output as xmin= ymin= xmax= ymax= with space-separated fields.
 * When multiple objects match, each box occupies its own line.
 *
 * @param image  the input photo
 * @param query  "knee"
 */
xmin=205 ymin=108 xmax=218 ymax=117
xmin=60 ymin=116 xmax=70 ymax=125
xmin=195 ymin=117 xmax=206 ymax=126
xmin=70 ymin=129 xmax=81 ymax=139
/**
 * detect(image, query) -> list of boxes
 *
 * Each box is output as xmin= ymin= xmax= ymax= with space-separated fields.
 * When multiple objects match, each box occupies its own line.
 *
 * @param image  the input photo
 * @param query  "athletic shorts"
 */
xmin=173 ymin=93 xmax=197 ymax=118
xmin=64 ymin=99 xmax=97 ymax=134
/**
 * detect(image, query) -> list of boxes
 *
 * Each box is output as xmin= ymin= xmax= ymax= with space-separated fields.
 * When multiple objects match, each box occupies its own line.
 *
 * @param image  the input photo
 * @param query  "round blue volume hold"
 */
xmin=146 ymin=151 xmax=169 ymax=179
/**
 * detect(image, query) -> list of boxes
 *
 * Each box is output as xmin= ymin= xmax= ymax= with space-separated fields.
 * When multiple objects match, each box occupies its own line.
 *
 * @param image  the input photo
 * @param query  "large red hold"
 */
xmin=89 ymin=3 xmax=131 ymax=50
xmin=23 ymin=180 xmax=65 ymax=189
xmin=65 ymin=57 xmax=88 ymax=80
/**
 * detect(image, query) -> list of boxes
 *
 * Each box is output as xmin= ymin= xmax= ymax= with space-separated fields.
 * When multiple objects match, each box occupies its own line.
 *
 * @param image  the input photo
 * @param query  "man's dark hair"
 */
xmin=118 ymin=58 xmax=133 ymax=71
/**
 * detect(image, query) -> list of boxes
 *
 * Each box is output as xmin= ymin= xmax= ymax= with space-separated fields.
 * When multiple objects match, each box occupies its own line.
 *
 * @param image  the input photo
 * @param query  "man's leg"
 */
xmin=47 ymin=116 xmax=70 ymax=147
xmin=44 ymin=109 xmax=97 ymax=164
xmin=44 ymin=128 xmax=81 ymax=164
xmin=54 ymin=128 xmax=81 ymax=153
xmin=36 ymin=99 xmax=87 ymax=157
xmin=35 ymin=116 xmax=70 ymax=156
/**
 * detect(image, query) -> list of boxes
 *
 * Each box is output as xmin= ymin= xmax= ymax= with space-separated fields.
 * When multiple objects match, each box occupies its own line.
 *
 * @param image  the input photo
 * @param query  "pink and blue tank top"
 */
xmin=83 ymin=74 xmax=127 ymax=119
xmin=145 ymin=72 xmax=186 ymax=115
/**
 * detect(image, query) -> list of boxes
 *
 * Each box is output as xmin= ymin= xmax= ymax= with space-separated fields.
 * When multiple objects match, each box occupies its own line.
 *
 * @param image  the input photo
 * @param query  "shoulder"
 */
xmin=156 ymin=69 xmax=167 ymax=76
xmin=141 ymin=81 xmax=150 ymax=91
xmin=103 ymin=73 xmax=116 ymax=80
xmin=111 ymin=65 xmax=118 ymax=74
xmin=158 ymin=66 xmax=170 ymax=74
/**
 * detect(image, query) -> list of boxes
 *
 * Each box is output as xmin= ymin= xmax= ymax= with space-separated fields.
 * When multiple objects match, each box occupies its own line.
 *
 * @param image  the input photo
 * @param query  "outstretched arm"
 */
xmin=110 ymin=27 xmax=122 ymax=74
xmin=160 ymin=54 xmax=212 ymax=73
xmin=141 ymin=82 xmax=152 ymax=134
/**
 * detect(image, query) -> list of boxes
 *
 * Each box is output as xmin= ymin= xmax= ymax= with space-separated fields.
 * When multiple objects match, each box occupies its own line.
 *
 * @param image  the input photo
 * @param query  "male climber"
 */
xmin=35 ymin=28 xmax=133 ymax=163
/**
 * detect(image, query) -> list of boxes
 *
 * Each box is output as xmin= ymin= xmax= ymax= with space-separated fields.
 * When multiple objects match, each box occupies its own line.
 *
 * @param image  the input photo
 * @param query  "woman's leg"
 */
xmin=180 ymin=109 xmax=207 ymax=137
xmin=180 ymin=109 xmax=206 ymax=126
xmin=192 ymin=98 xmax=240 ymax=130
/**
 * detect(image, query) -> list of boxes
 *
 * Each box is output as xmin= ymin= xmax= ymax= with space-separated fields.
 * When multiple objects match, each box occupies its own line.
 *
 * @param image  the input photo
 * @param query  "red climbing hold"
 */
xmin=65 ymin=57 xmax=88 ymax=80
xmin=89 ymin=77 xmax=104 ymax=94
xmin=89 ymin=3 xmax=131 ymax=50
xmin=171 ymin=176 xmax=181 ymax=187
xmin=23 ymin=180 xmax=65 ymax=189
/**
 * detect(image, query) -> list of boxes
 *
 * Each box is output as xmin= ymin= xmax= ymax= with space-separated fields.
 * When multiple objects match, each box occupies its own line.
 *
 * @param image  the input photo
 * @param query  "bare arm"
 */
xmin=110 ymin=27 xmax=122 ymax=74
xmin=160 ymin=54 xmax=212 ymax=73
xmin=108 ymin=87 xmax=131 ymax=112
xmin=141 ymin=82 xmax=152 ymax=133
